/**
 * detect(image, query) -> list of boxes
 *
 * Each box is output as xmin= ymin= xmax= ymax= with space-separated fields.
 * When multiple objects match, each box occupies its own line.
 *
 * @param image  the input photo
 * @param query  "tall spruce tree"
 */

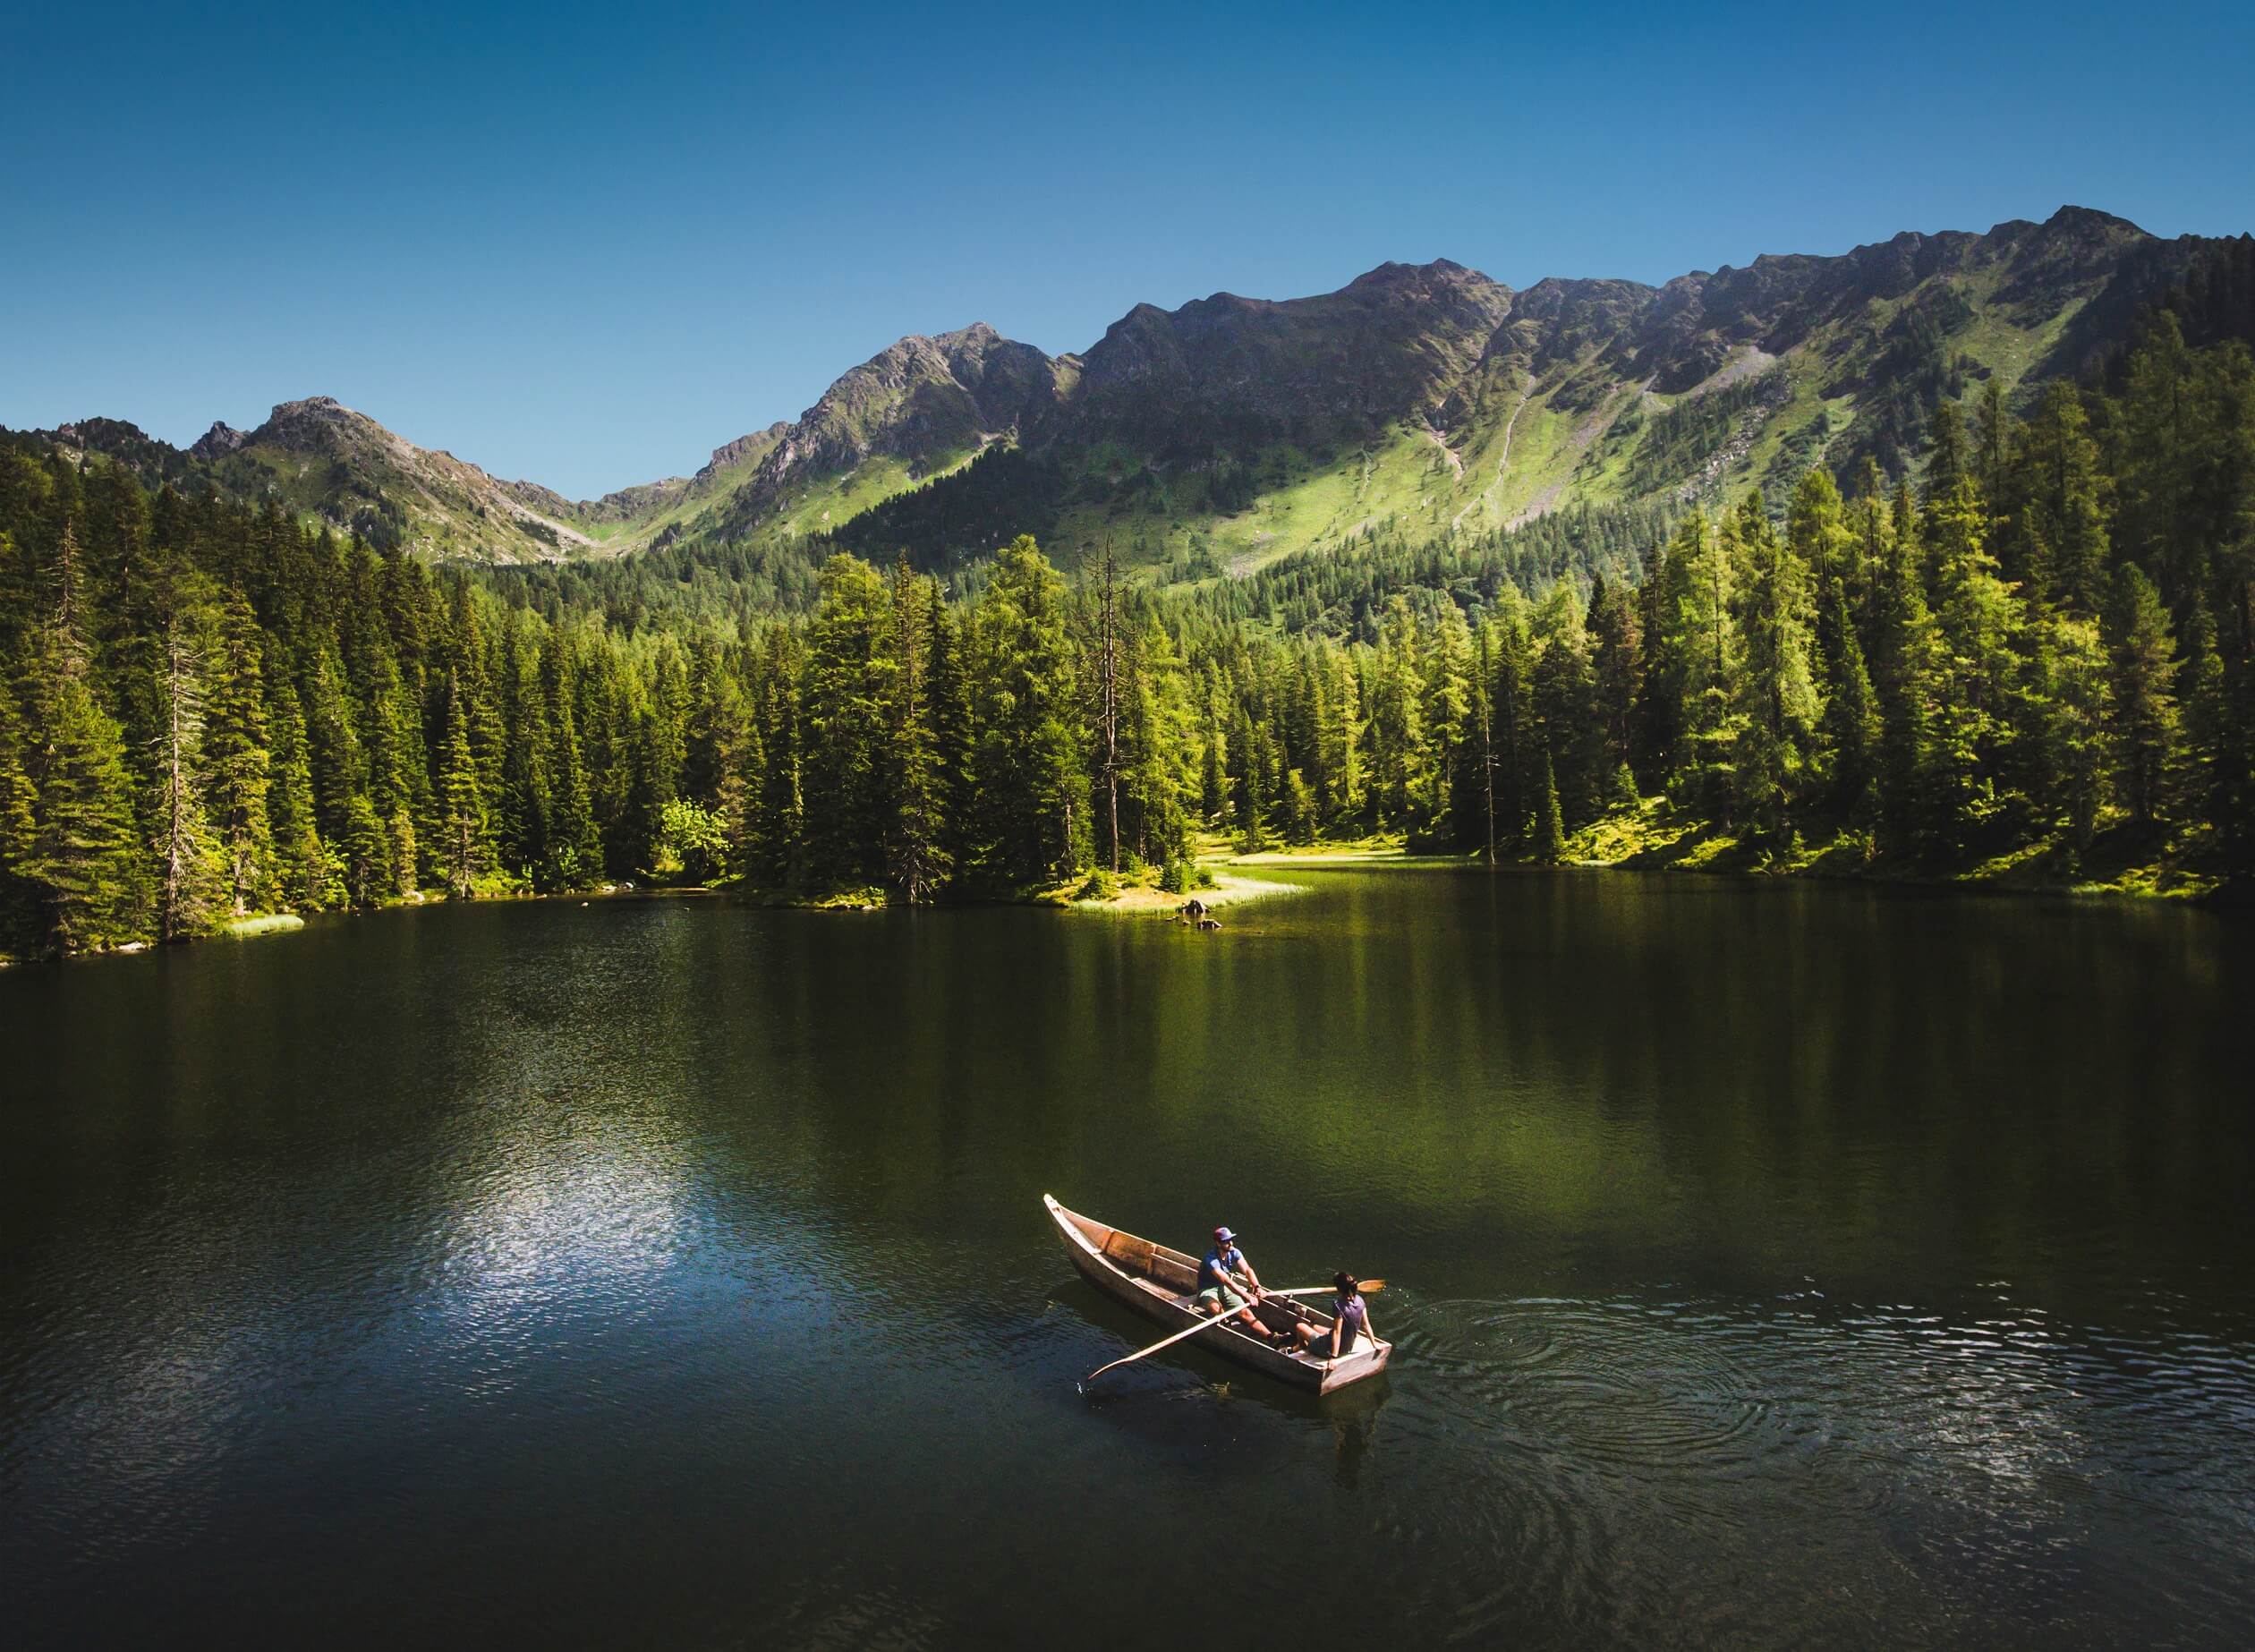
xmin=1658 ymin=510 xmax=1743 ymax=822
xmin=1535 ymin=748 xmax=1566 ymax=864
xmin=800 ymin=552 xmax=896 ymax=889
xmin=18 ymin=617 xmax=144 ymax=952
xmin=151 ymin=610 xmax=225 ymax=941
xmin=1587 ymin=574 xmax=1642 ymax=792
xmin=886 ymin=561 xmax=949 ymax=901
xmin=923 ymin=600 xmax=975 ymax=887
xmin=971 ymin=537 xmax=1086 ymax=887
xmin=438 ymin=673 xmax=487 ymax=899
xmin=1731 ymin=492 xmax=1820 ymax=845
xmin=202 ymin=589 xmax=275 ymax=915
xmin=1532 ymin=586 xmax=1603 ymax=829
xmin=2106 ymin=563 xmax=2180 ymax=826
xmin=1817 ymin=579 xmax=1882 ymax=823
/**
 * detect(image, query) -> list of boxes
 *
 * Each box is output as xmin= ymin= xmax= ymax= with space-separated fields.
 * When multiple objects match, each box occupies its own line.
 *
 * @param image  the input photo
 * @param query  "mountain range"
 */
xmin=10 ymin=207 xmax=2228 ymax=577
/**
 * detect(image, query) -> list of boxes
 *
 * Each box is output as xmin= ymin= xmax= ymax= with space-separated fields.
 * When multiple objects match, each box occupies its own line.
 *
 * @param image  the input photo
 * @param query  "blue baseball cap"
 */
xmin=1213 ymin=1226 xmax=1239 ymax=1244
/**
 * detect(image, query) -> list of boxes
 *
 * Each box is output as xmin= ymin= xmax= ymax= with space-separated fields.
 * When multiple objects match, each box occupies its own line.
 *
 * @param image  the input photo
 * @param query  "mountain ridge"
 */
xmin=5 ymin=206 xmax=2229 ymax=570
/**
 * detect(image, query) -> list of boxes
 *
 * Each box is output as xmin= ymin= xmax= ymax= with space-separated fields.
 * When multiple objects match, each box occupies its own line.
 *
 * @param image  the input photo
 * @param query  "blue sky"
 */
xmin=4 ymin=1 xmax=2250 ymax=498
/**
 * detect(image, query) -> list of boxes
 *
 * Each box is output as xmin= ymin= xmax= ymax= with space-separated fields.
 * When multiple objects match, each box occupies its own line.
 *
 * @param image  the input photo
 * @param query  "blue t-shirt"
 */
xmin=1332 ymin=1293 xmax=1366 ymax=1352
xmin=1199 ymin=1246 xmax=1246 ymax=1293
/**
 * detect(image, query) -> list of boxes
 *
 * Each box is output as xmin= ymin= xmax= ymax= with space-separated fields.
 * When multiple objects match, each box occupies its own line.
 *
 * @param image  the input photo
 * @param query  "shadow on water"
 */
xmin=3 ymin=873 xmax=2251 ymax=1648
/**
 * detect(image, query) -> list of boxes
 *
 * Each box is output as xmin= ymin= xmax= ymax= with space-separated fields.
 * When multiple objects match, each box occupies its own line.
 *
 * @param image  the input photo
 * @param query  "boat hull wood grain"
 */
xmin=1044 ymin=1194 xmax=1391 ymax=1394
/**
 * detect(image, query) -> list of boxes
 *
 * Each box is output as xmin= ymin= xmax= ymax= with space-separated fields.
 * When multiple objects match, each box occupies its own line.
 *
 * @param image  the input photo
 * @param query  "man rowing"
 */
xmin=1196 ymin=1225 xmax=1283 ymax=1341
xmin=1289 ymin=1272 xmax=1373 ymax=1365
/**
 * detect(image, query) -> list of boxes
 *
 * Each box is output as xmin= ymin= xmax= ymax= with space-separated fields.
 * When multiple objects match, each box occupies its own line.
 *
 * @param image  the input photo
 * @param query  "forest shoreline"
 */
xmin=4 ymin=842 xmax=2234 ymax=971
xmin=1225 ymin=825 xmax=2236 ymax=906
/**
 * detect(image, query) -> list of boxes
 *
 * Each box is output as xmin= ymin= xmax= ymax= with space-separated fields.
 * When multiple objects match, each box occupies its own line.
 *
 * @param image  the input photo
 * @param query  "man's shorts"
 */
xmin=1196 ymin=1284 xmax=1247 ymax=1313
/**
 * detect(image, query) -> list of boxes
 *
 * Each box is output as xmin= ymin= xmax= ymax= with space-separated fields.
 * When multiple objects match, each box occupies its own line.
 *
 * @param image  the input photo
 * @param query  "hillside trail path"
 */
xmin=1452 ymin=370 xmax=1534 ymax=532
xmin=1422 ymin=426 xmax=1466 ymax=478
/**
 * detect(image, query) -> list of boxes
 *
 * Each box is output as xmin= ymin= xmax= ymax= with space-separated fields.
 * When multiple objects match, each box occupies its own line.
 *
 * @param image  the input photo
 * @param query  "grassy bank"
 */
xmin=1216 ymin=801 xmax=2232 ymax=903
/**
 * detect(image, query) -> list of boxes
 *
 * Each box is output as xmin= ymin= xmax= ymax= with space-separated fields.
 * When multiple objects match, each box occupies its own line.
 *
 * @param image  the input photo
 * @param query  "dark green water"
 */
xmin=3 ymin=871 xmax=2251 ymax=1648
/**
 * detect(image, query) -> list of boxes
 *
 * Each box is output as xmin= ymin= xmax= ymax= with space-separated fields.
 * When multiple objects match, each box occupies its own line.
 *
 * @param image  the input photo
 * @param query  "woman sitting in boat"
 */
xmin=1196 ymin=1226 xmax=1282 ymax=1341
xmin=1290 ymin=1273 xmax=1372 ymax=1363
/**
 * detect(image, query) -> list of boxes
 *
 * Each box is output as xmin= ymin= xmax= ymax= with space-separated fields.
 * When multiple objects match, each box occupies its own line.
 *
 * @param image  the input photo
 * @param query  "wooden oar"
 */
xmin=1080 ymin=1310 xmax=1243 ymax=1387
xmin=1269 ymin=1280 xmax=1386 ymax=1298
xmin=1079 ymin=1282 xmax=1389 ymax=1387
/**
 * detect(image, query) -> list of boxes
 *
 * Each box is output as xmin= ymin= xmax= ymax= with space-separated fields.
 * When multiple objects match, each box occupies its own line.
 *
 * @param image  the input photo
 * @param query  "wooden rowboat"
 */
xmin=1045 ymin=1194 xmax=1391 ymax=1394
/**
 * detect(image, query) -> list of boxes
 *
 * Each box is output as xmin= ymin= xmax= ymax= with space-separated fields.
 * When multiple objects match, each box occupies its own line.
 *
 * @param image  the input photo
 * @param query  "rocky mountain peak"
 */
xmin=700 ymin=422 xmax=792 ymax=480
xmin=1346 ymin=256 xmax=1486 ymax=291
xmin=251 ymin=396 xmax=382 ymax=453
xmin=191 ymin=421 xmax=246 ymax=460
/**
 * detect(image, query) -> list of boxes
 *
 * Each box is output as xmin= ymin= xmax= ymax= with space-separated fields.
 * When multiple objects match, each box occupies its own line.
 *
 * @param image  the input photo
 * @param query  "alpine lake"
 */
xmin=4 ymin=868 xmax=2251 ymax=1648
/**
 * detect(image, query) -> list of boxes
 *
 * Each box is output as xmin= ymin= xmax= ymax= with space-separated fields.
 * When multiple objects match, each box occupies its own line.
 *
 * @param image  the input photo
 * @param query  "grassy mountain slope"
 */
xmin=4 ymin=207 xmax=2224 ymax=575
xmin=761 ymin=207 xmax=2212 ymax=580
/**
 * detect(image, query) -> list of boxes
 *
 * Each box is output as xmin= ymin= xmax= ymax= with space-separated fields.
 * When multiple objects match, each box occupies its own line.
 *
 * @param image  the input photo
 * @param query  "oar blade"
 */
xmin=1081 ymin=1308 xmax=1228 ymax=1386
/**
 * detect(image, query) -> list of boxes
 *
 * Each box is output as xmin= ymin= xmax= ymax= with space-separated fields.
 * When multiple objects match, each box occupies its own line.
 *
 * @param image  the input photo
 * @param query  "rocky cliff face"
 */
xmin=754 ymin=323 xmax=1065 ymax=483
xmin=1063 ymin=260 xmax=1516 ymax=448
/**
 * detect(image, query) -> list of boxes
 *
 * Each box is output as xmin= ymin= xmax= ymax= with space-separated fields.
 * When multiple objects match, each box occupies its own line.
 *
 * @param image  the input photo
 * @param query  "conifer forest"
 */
xmin=3 ymin=309 xmax=2251 ymax=959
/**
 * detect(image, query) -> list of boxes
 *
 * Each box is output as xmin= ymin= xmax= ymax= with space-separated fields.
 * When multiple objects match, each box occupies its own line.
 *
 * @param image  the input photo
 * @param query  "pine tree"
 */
xmin=496 ymin=617 xmax=553 ymax=885
xmin=2033 ymin=612 xmax=2111 ymax=856
xmin=1924 ymin=401 xmax=1971 ymax=504
xmin=1317 ymin=645 xmax=1362 ymax=827
xmin=1230 ymin=697 xmax=1267 ymax=848
xmin=2177 ymin=595 xmax=2234 ymax=847
xmin=971 ymin=537 xmax=1086 ymax=887
xmin=1364 ymin=597 xmax=1425 ymax=830
xmin=1118 ymin=614 xmax=1195 ymax=864
xmin=1532 ymin=586 xmax=1602 ymax=829
xmin=1657 ymin=510 xmax=1742 ymax=822
xmin=305 ymin=650 xmax=387 ymax=907
xmin=1817 ymin=579 xmax=1881 ymax=822
xmin=1587 ymin=573 xmax=1643 ymax=784
xmin=1975 ymin=378 xmax=2012 ymax=508
xmin=1865 ymin=489 xmax=1938 ymax=855
xmin=202 ymin=589 xmax=275 ymax=915
xmin=2009 ymin=382 xmax=2108 ymax=612
xmin=264 ymin=669 xmax=335 ymax=910
xmin=1535 ymin=748 xmax=1566 ymax=864
xmin=1423 ymin=601 xmax=1476 ymax=841
xmin=744 ymin=626 xmax=804 ymax=889
xmin=1787 ymin=468 xmax=1854 ymax=600
xmin=1633 ymin=530 xmax=1681 ymax=784
xmin=800 ymin=552 xmax=895 ymax=889
xmin=18 ymin=622 xmax=145 ymax=952
xmin=1085 ymin=549 xmax=1127 ymax=873
xmin=1731 ymin=492 xmax=1819 ymax=846
xmin=437 ymin=673 xmax=487 ymax=899
xmin=1457 ymin=626 xmax=1498 ymax=858
xmin=2106 ymin=563 xmax=2180 ymax=827
xmin=0 ymin=676 xmax=38 ymax=951
xmin=924 ymin=601 xmax=974 ymax=886
xmin=151 ymin=609 xmax=225 ymax=941
xmin=1198 ymin=675 xmax=1230 ymax=824
xmin=1487 ymin=590 xmax=1536 ymax=847
xmin=543 ymin=634 xmax=601 ymax=887
xmin=1923 ymin=473 xmax=2020 ymax=849
xmin=886 ymin=560 xmax=950 ymax=901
